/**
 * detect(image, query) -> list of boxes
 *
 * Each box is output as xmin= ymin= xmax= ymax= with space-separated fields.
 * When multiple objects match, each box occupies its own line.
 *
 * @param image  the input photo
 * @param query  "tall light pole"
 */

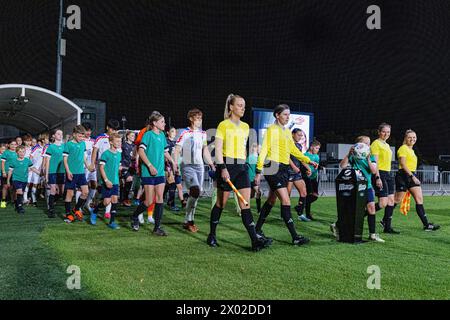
xmin=56 ymin=0 xmax=65 ymax=94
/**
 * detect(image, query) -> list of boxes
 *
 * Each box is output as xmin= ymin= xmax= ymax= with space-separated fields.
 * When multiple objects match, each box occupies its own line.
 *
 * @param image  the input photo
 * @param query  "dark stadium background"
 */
xmin=1 ymin=0 xmax=449 ymax=163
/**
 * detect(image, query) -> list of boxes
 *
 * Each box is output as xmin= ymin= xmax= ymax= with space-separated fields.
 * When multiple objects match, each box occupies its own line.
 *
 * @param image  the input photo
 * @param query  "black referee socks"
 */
xmin=209 ymin=205 xmax=223 ymax=236
xmin=241 ymin=209 xmax=258 ymax=243
xmin=281 ymin=205 xmax=298 ymax=239
xmin=255 ymin=202 xmax=273 ymax=232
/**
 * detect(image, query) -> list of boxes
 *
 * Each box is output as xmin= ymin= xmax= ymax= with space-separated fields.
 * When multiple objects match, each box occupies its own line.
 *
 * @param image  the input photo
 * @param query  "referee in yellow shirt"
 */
xmin=254 ymin=104 xmax=318 ymax=246
xmin=394 ymin=130 xmax=440 ymax=231
xmin=207 ymin=94 xmax=271 ymax=252
xmin=370 ymin=123 xmax=399 ymax=234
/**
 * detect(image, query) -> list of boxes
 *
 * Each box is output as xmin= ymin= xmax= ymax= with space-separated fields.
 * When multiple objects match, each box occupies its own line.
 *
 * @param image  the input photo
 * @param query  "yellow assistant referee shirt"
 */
xmin=215 ymin=119 xmax=249 ymax=160
xmin=257 ymin=124 xmax=311 ymax=171
xmin=397 ymin=144 xmax=417 ymax=172
xmin=370 ymin=139 xmax=392 ymax=171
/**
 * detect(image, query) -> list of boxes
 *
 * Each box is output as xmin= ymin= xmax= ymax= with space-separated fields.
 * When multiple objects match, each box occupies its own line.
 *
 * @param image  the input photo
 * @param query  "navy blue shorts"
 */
xmin=65 ymin=173 xmax=88 ymax=190
xmin=102 ymin=184 xmax=119 ymax=198
xmin=288 ymin=172 xmax=303 ymax=182
xmin=141 ymin=176 xmax=166 ymax=186
xmin=175 ymin=174 xmax=182 ymax=185
xmin=367 ymin=187 xmax=375 ymax=203
xmin=48 ymin=173 xmax=65 ymax=185
xmin=13 ymin=181 xmax=27 ymax=191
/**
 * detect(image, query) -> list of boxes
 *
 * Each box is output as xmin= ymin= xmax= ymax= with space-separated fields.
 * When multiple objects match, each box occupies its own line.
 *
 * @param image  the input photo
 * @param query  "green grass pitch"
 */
xmin=0 ymin=197 xmax=449 ymax=300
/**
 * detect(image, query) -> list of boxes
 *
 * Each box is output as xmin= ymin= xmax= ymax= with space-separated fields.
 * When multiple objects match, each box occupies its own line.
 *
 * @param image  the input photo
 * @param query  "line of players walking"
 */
xmin=0 ymin=94 xmax=440 ymax=252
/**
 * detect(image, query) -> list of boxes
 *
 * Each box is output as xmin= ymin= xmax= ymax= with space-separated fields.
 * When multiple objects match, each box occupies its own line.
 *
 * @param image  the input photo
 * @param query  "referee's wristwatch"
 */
xmin=375 ymin=176 xmax=380 ymax=180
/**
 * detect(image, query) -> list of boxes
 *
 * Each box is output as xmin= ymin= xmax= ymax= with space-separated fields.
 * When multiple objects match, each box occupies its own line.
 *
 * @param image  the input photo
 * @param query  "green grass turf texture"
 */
xmin=0 ymin=197 xmax=449 ymax=300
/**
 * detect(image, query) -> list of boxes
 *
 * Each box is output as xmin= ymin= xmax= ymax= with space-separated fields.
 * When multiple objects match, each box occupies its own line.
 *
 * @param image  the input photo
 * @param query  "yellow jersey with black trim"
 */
xmin=215 ymin=119 xmax=249 ymax=160
xmin=256 ymin=124 xmax=311 ymax=171
xmin=370 ymin=139 xmax=392 ymax=171
xmin=397 ymin=145 xmax=417 ymax=172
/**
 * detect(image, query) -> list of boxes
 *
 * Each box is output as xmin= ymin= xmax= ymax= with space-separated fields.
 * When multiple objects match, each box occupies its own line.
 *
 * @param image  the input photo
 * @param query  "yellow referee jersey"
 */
xmin=215 ymin=119 xmax=249 ymax=160
xmin=370 ymin=139 xmax=392 ymax=171
xmin=397 ymin=144 xmax=417 ymax=172
xmin=256 ymin=124 xmax=311 ymax=171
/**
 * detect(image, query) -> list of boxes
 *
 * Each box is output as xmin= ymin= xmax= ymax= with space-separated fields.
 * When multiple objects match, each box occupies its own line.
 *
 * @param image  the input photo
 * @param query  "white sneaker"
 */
xmin=147 ymin=216 xmax=155 ymax=224
xmin=138 ymin=213 xmax=145 ymax=225
xmin=369 ymin=233 xmax=385 ymax=243
xmin=299 ymin=214 xmax=311 ymax=222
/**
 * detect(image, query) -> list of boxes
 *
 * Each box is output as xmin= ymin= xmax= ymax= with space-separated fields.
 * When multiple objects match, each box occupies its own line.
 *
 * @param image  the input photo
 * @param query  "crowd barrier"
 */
xmin=194 ymin=166 xmax=450 ymax=197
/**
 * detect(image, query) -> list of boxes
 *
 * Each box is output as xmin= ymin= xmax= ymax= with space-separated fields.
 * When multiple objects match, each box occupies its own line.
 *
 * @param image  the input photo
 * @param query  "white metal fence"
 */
xmin=196 ymin=166 xmax=450 ymax=197
xmin=317 ymin=168 xmax=449 ymax=196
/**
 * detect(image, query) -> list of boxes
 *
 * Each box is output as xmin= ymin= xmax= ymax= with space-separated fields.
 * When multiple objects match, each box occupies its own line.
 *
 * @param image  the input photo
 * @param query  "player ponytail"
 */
xmin=224 ymin=94 xmax=243 ymax=119
xmin=147 ymin=111 xmax=164 ymax=129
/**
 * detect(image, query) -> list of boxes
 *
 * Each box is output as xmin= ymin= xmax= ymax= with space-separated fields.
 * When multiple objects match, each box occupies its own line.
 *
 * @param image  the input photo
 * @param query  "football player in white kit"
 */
xmin=89 ymin=119 xmax=120 ymax=221
xmin=81 ymin=123 xmax=98 ymax=211
xmin=173 ymin=108 xmax=215 ymax=232
xmin=22 ymin=134 xmax=33 ymax=204
xmin=28 ymin=133 xmax=49 ymax=206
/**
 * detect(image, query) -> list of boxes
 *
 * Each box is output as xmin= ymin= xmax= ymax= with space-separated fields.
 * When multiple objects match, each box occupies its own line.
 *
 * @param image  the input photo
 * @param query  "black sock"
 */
xmin=167 ymin=183 xmax=176 ymax=206
xmin=368 ymin=214 xmax=376 ymax=234
xmin=75 ymin=197 xmax=86 ymax=211
xmin=255 ymin=202 xmax=273 ymax=232
xmin=153 ymin=203 xmax=164 ymax=230
xmin=48 ymin=195 xmax=55 ymax=210
xmin=132 ymin=202 xmax=148 ymax=222
xmin=256 ymin=197 xmax=261 ymax=213
xmin=241 ymin=209 xmax=258 ymax=243
xmin=383 ymin=205 xmax=395 ymax=230
xmin=305 ymin=201 xmax=311 ymax=216
xmin=124 ymin=182 xmax=132 ymax=200
xmin=65 ymin=201 xmax=71 ymax=214
xmin=17 ymin=194 xmax=23 ymax=209
xmin=415 ymin=204 xmax=429 ymax=226
xmin=110 ymin=203 xmax=117 ymax=224
xmin=281 ymin=205 xmax=298 ymax=239
xmin=375 ymin=203 xmax=382 ymax=212
xmin=209 ymin=205 xmax=223 ymax=236
xmin=297 ymin=197 xmax=306 ymax=215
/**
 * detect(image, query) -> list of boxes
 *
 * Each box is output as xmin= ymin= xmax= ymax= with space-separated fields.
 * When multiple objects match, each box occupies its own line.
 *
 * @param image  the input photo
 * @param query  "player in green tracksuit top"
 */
xmin=130 ymin=111 xmax=176 ymax=236
xmin=1 ymin=140 xmax=18 ymax=208
xmin=97 ymin=133 xmax=122 ymax=229
xmin=44 ymin=129 xmax=66 ymax=218
xmin=63 ymin=125 xmax=91 ymax=223
xmin=246 ymin=143 xmax=262 ymax=213
xmin=7 ymin=145 xmax=39 ymax=214
xmin=303 ymin=140 xmax=321 ymax=220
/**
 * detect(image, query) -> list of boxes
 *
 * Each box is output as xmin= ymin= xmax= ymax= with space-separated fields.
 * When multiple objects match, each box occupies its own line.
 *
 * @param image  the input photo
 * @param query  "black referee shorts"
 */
xmin=264 ymin=163 xmax=290 ymax=191
xmin=395 ymin=169 xmax=420 ymax=192
xmin=216 ymin=159 xmax=250 ymax=192
xmin=373 ymin=170 xmax=395 ymax=197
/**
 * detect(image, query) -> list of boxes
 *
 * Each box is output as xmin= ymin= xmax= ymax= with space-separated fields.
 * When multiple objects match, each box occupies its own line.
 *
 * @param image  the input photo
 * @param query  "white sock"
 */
xmin=106 ymin=203 xmax=112 ymax=213
xmin=24 ymin=186 xmax=29 ymax=202
xmin=75 ymin=190 xmax=81 ymax=203
xmin=86 ymin=189 xmax=97 ymax=208
xmin=31 ymin=187 xmax=37 ymax=203
xmin=185 ymin=197 xmax=198 ymax=223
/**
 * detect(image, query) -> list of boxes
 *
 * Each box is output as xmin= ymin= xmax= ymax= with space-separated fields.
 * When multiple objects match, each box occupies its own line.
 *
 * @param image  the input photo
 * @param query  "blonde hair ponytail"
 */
xmin=224 ymin=93 xmax=244 ymax=119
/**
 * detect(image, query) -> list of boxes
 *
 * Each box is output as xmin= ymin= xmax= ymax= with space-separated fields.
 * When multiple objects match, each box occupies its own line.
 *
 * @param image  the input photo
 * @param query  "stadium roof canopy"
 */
xmin=0 ymin=84 xmax=81 ymax=136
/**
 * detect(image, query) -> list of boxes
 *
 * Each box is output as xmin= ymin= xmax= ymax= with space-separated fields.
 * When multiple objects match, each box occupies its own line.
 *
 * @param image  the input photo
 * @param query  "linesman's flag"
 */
xmin=400 ymin=191 xmax=411 ymax=215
